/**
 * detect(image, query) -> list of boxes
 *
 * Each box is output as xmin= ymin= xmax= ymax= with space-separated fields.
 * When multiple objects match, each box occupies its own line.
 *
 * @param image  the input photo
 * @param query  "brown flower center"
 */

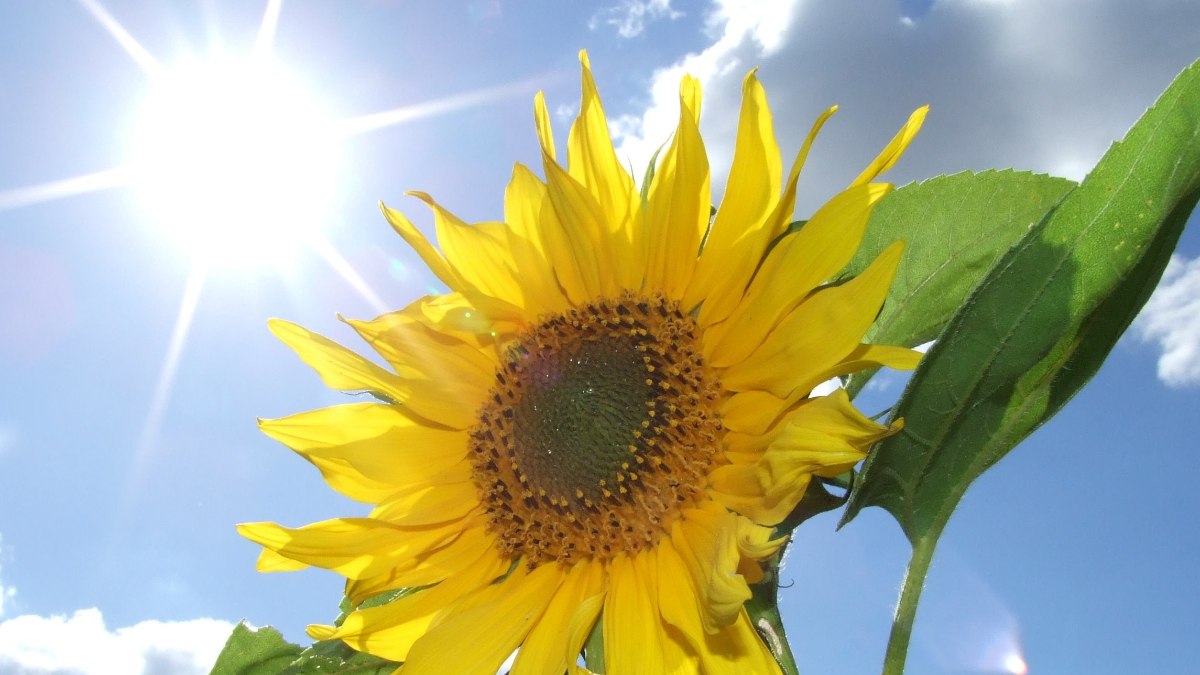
xmin=468 ymin=292 xmax=723 ymax=566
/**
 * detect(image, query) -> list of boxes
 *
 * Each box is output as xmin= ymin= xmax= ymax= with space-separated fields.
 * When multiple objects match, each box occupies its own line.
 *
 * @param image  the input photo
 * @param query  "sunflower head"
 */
xmin=240 ymin=51 xmax=927 ymax=674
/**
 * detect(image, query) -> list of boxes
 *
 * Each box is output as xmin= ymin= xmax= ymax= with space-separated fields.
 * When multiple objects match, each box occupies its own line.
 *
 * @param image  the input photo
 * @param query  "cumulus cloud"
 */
xmin=610 ymin=0 xmax=802 ymax=176
xmin=590 ymin=0 xmax=683 ymax=39
xmin=611 ymin=0 xmax=1200 ymax=213
xmin=1134 ymin=254 xmax=1200 ymax=387
xmin=0 ymin=609 xmax=233 ymax=675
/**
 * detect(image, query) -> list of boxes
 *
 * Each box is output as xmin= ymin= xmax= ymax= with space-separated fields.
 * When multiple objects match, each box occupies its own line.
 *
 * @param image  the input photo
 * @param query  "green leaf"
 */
xmin=840 ymin=57 xmax=1200 ymax=674
xmin=280 ymin=639 xmax=399 ymax=674
xmin=210 ymin=623 xmax=303 ymax=675
xmin=840 ymin=170 xmax=1076 ymax=396
xmin=843 ymin=56 xmax=1200 ymax=540
xmin=209 ymin=622 xmax=399 ymax=675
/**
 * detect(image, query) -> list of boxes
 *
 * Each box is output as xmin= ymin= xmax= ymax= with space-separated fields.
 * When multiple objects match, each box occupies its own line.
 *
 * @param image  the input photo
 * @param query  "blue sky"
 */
xmin=1 ymin=1 xmax=1198 ymax=673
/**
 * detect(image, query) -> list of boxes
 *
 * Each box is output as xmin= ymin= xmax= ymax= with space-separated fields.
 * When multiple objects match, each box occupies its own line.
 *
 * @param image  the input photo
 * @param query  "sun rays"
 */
xmin=0 ymin=0 xmax=539 ymax=508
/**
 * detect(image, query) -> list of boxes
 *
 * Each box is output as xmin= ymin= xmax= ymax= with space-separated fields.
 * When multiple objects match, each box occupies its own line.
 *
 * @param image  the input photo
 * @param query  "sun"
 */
xmin=129 ymin=53 xmax=340 ymax=268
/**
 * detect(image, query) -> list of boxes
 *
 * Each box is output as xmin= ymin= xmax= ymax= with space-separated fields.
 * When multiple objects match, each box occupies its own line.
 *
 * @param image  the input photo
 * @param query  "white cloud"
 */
xmin=589 ymin=0 xmax=683 ymax=39
xmin=1134 ymin=254 xmax=1200 ymax=387
xmin=0 ymin=609 xmax=233 ymax=675
xmin=611 ymin=0 xmax=803 ymax=176
xmin=611 ymin=0 xmax=1200 ymax=214
xmin=554 ymin=102 xmax=577 ymax=125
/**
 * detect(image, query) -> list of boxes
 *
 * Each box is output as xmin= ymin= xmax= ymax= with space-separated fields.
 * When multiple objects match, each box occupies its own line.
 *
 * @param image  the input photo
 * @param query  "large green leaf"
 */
xmin=210 ymin=623 xmax=303 ymax=675
xmin=840 ymin=57 xmax=1200 ymax=674
xmin=840 ymin=170 xmax=1075 ymax=396
xmin=210 ymin=622 xmax=398 ymax=675
xmin=843 ymin=57 xmax=1200 ymax=539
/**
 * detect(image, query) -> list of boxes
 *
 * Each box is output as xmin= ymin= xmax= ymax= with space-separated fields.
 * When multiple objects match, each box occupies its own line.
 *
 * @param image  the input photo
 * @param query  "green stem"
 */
xmin=745 ymin=545 xmax=800 ymax=675
xmin=754 ymin=603 xmax=800 ymax=675
xmin=881 ymin=526 xmax=943 ymax=675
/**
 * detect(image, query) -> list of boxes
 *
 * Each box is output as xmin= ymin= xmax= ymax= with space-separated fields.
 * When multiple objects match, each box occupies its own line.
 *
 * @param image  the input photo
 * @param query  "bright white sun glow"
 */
xmin=1005 ymin=652 xmax=1029 ymax=674
xmin=130 ymin=54 xmax=339 ymax=267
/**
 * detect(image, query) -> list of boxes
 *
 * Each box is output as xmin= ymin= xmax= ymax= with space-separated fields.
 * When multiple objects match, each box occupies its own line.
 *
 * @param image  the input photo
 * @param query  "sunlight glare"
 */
xmin=76 ymin=0 xmax=161 ymax=76
xmin=0 ymin=167 xmax=131 ymax=213
xmin=1005 ymin=652 xmax=1029 ymax=675
xmin=309 ymin=235 xmax=389 ymax=315
xmin=130 ymin=54 xmax=339 ymax=267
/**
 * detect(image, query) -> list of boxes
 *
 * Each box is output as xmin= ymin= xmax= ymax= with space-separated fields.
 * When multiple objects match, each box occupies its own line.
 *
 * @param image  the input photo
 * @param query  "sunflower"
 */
xmin=239 ymin=51 xmax=926 ymax=674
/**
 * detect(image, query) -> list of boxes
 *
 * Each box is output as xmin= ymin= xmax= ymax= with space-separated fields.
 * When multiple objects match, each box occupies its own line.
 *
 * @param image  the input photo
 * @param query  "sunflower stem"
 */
xmin=755 ymin=602 xmax=800 ymax=675
xmin=881 ymin=525 xmax=943 ymax=675
xmin=746 ymin=546 xmax=800 ymax=675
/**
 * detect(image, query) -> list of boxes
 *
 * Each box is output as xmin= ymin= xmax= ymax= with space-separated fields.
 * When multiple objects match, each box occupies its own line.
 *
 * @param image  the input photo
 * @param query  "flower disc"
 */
xmin=470 ymin=292 xmax=723 ymax=565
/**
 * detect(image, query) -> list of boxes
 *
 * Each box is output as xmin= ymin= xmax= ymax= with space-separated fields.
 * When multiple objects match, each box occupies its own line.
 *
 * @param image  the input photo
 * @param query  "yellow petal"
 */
xmin=714 ymin=390 xmax=898 ymax=524
xmin=643 ymin=75 xmax=709 ymax=298
xmin=723 ymin=427 xmax=774 ymax=466
xmin=704 ymin=182 xmax=892 ymax=368
xmin=720 ymin=241 xmax=905 ymax=397
xmin=784 ymin=105 xmax=838 ymax=192
xmin=709 ymin=462 xmax=811 ymax=526
xmin=405 ymin=191 xmax=525 ymax=306
xmin=796 ymin=388 xmax=898 ymax=440
xmin=851 ymin=105 xmax=929 ymax=186
xmin=605 ymin=552 xmax=664 ymax=674
xmin=721 ymin=390 xmax=788 ymax=436
xmin=402 ymin=562 xmax=563 ymax=675
xmin=342 ymin=303 xmax=496 ymax=389
xmin=534 ymin=91 xmax=556 ymax=163
xmin=838 ymin=342 xmax=924 ymax=373
xmin=659 ymin=540 xmax=781 ymax=675
xmin=258 ymin=403 xmax=469 ymax=491
xmin=769 ymin=343 xmax=924 ymax=423
xmin=416 ymin=291 xmax=527 ymax=342
xmin=380 ymin=202 xmax=465 ymax=292
xmin=759 ymin=428 xmax=865 ymax=501
xmin=707 ymin=462 xmax=766 ymax=516
xmin=285 ymin=452 xmax=400 ymax=504
xmin=671 ymin=504 xmax=752 ymax=633
xmin=533 ymin=154 xmax=606 ymax=305
xmin=255 ymin=547 xmax=308 ymax=572
xmin=767 ymin=390 xmax=897 ymax=479
xmin=267 ymin=319 xmax=480 ymax=428
xmin=505 ymin=163 xmax=570 ymax=314
xmin=236 ymin=516 xmax=469 ymax=580
xmin=311 ymin=544 xmax=510 ymax=661
xmin=542 ymin=153 xmax=614 ymax=297
xmin=694 ymin=105 xmax=837 ymax=329
xmin=720 ymin=342 xmax=920 ymax=440
xmin=566 ymin=50 xmax=641 ymax=289
xmin=565 ymin=580 xmax=608 ymax=670
xmin=369 ymin=480 xmax=479 ymax=526
xmin=656 ymin=537 xmax=705 ymax=635
xmin=511 ymin=561 xmax=605 ymax=675
xmin=735 ymin=517 xmax=785 ymax=561
xmin=345 ymin=524 xmax=496 ymax=602
xmin=693 ymin=610 xmax=783 ymax=675
xmin=685 ymin=70 xmax=781 ymax=314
